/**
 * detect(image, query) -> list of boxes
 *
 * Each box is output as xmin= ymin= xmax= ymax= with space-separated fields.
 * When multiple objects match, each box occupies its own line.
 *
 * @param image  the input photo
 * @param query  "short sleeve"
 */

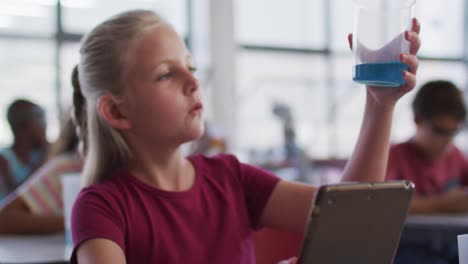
xmin=235 ymin=158 xmax=280 ymax=230
xmin=454 ymin=148 xmax=468 ymax=186
xmin=70 ymin=188 xmax=125 ymax=263
xmin=461 ymin=160 xmax=468 ymax=186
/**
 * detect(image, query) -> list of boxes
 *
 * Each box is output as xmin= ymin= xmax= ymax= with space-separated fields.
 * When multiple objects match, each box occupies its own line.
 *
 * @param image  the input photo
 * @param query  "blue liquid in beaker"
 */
xmin=353 ymin=61 xmax=409 ymax=87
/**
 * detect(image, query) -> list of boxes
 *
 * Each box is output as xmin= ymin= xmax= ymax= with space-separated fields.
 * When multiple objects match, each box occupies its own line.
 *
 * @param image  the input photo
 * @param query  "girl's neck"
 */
xmin=128 ymin=147 xmax=195 ymax=192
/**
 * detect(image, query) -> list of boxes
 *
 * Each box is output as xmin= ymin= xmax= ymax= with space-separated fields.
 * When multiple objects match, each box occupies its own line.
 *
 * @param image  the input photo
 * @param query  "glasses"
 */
xmin=427 ymin=123 xmax=463 ymax=138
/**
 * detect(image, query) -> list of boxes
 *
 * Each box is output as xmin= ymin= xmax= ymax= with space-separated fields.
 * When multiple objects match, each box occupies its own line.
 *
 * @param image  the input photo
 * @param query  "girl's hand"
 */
xmin=348 ymin=18 xmax=421 ymax=109
xmin=278 ymin=257 xmax=298 ymax=264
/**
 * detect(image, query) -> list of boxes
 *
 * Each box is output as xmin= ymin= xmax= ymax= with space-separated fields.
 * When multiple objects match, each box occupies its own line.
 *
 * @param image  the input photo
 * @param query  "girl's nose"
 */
xmin=184 ymin=70 xmax=200 ymax=95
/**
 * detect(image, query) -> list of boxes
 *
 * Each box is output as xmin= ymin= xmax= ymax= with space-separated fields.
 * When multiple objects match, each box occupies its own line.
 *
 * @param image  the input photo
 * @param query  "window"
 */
xmin=0 ymin=39 xmax=58 ymax=146
xmin=1 ymin=0 xmax=468 ymax=159
xmin=330 ymin=0 xmax=353 ymax=52
xmin=235 ymin=0 xmax=468 ymax=161
xmin=62 ymin=0 xmax=187 ymax=36
xmin=237 ymin=50 xmax=332 ymax=159
xmin=0 ymin=1 xmax=188 ymax=147
xmin=236 ymin=0 xmax=326 ymax=49
xmin=0 ymin=0 xmax=55 ymax=36
xmin=414 ymin=0 xmax=465 ymax=58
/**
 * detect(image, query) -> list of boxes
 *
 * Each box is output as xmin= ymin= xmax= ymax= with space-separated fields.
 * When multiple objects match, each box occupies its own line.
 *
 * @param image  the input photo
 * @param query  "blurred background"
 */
xmin=0 ymin=0 xmax=467 ymax=165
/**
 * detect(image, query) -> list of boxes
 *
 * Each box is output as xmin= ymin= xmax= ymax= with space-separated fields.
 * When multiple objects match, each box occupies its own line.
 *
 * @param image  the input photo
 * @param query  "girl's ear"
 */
xmin=97 ymin=94 xmax=132 ymax=130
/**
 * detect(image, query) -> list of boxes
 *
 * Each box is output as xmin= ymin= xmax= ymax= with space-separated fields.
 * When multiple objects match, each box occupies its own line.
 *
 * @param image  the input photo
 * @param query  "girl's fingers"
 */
xmin=407 ymin=18 xmax=421 ymax=55
xmin=277 ymin=257 xmax=298 ymax=264
xmin=406 ymin=31 xmax=421 ymax=55
xmin=400 ymin=53 xmax=419 ymax=75
xmin=348 ymin=33 xmax=353 ymax=50
xmin=403 ymin=70 xmax=416 ymax=90
xmin=412 ymin=18 xmax=421 ymax=35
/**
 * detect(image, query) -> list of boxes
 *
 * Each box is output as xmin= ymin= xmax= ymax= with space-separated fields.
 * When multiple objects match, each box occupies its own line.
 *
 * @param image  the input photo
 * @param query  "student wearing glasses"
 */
xmin=388 ymin=80 xmax=468 ymax=264
xmin=386 ymin=80 xmax=468 ymax=215
xmin=386 ymin=80 xmax=468 ymax=264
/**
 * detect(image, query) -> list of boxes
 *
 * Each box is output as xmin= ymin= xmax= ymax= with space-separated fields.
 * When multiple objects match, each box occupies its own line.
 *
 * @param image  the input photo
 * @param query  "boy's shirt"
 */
xmin=386 ymin=141 xmax=468 ymax=196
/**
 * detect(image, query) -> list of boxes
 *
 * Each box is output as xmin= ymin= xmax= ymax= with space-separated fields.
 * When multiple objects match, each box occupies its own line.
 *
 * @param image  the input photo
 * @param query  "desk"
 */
xmin=0 ymin=233 xmax=68 ymax=264
xmin=402 ymin=214 xmax=468 ymax=251
xmin=407 ymin=214 xmax=468 ymax=228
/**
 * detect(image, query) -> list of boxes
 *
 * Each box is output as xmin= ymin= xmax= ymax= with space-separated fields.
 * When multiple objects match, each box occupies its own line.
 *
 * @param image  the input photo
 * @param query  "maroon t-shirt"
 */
xmin=71 ymin=154 xmax=280 ymax=263
xmin=386 ymin=141 xmax=468 ymax=196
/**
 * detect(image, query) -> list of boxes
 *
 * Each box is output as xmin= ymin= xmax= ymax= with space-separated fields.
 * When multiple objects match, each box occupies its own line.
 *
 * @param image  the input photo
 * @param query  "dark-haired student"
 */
xmin=387 ymin=80 xmax=468 ymax=264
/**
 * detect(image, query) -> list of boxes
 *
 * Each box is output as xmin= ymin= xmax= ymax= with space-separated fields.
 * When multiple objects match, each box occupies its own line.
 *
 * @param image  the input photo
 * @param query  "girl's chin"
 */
xmin=186 ymin=129 xmax=205 ymax=142
xmin=195 ymin=126 xmax=205 ymax=137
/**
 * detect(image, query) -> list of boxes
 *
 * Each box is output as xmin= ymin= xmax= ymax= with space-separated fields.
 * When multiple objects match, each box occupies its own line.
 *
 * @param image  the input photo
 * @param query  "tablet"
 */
xmin=298 ymin=181 xmax=414 ymax=264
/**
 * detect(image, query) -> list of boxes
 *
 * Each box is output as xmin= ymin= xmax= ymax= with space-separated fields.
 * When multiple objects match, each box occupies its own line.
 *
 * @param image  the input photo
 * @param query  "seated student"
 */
xmin=0 ymin=99 xmax=49 ymax=198
xmin=386 ymin=80 xmax=468 ymax=264
xmin=70 ymin=10 xmax=420 ymax=263
xmin=386 ymin=80 xmax=468 ymax=213
xmin=0 ymin=117 xmax=83 ymax=234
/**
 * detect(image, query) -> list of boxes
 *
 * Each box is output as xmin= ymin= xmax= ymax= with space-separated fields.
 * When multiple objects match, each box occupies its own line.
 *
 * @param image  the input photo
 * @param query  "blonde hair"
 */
xmin=71 ymin=10 xmax=168 ymax=186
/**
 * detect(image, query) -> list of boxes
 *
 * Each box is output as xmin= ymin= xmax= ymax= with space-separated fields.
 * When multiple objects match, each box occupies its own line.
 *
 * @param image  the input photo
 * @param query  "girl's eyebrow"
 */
xmin=151 ymin=53 xmax=193 ymax=70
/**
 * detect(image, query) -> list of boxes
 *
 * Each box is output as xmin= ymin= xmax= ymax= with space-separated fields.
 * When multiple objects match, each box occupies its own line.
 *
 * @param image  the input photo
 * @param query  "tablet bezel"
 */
xmin=298 ymin=181 xmax=414 ymax=264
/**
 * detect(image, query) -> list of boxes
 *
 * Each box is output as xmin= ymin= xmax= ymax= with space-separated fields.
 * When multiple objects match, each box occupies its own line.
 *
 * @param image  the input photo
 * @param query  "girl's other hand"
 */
xmin=278 ymin=257 xmax=298 ymax=264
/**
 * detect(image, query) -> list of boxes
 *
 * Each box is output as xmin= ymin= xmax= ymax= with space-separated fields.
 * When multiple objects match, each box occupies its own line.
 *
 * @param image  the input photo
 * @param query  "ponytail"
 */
xmin=72 ymin=10 xmax=166 ymax=186
xmin=71 ymin=65 xmax=88 ymax=155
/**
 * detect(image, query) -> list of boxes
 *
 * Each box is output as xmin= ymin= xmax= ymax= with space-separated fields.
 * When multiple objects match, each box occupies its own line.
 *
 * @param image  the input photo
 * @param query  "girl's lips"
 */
xmin=190 ymin=102 xmax=203 ymax=114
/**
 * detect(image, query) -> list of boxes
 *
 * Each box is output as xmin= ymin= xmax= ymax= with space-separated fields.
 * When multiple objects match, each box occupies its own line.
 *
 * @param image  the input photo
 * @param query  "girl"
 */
xmin=71 ymin=10 xmax=421 ymax=263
